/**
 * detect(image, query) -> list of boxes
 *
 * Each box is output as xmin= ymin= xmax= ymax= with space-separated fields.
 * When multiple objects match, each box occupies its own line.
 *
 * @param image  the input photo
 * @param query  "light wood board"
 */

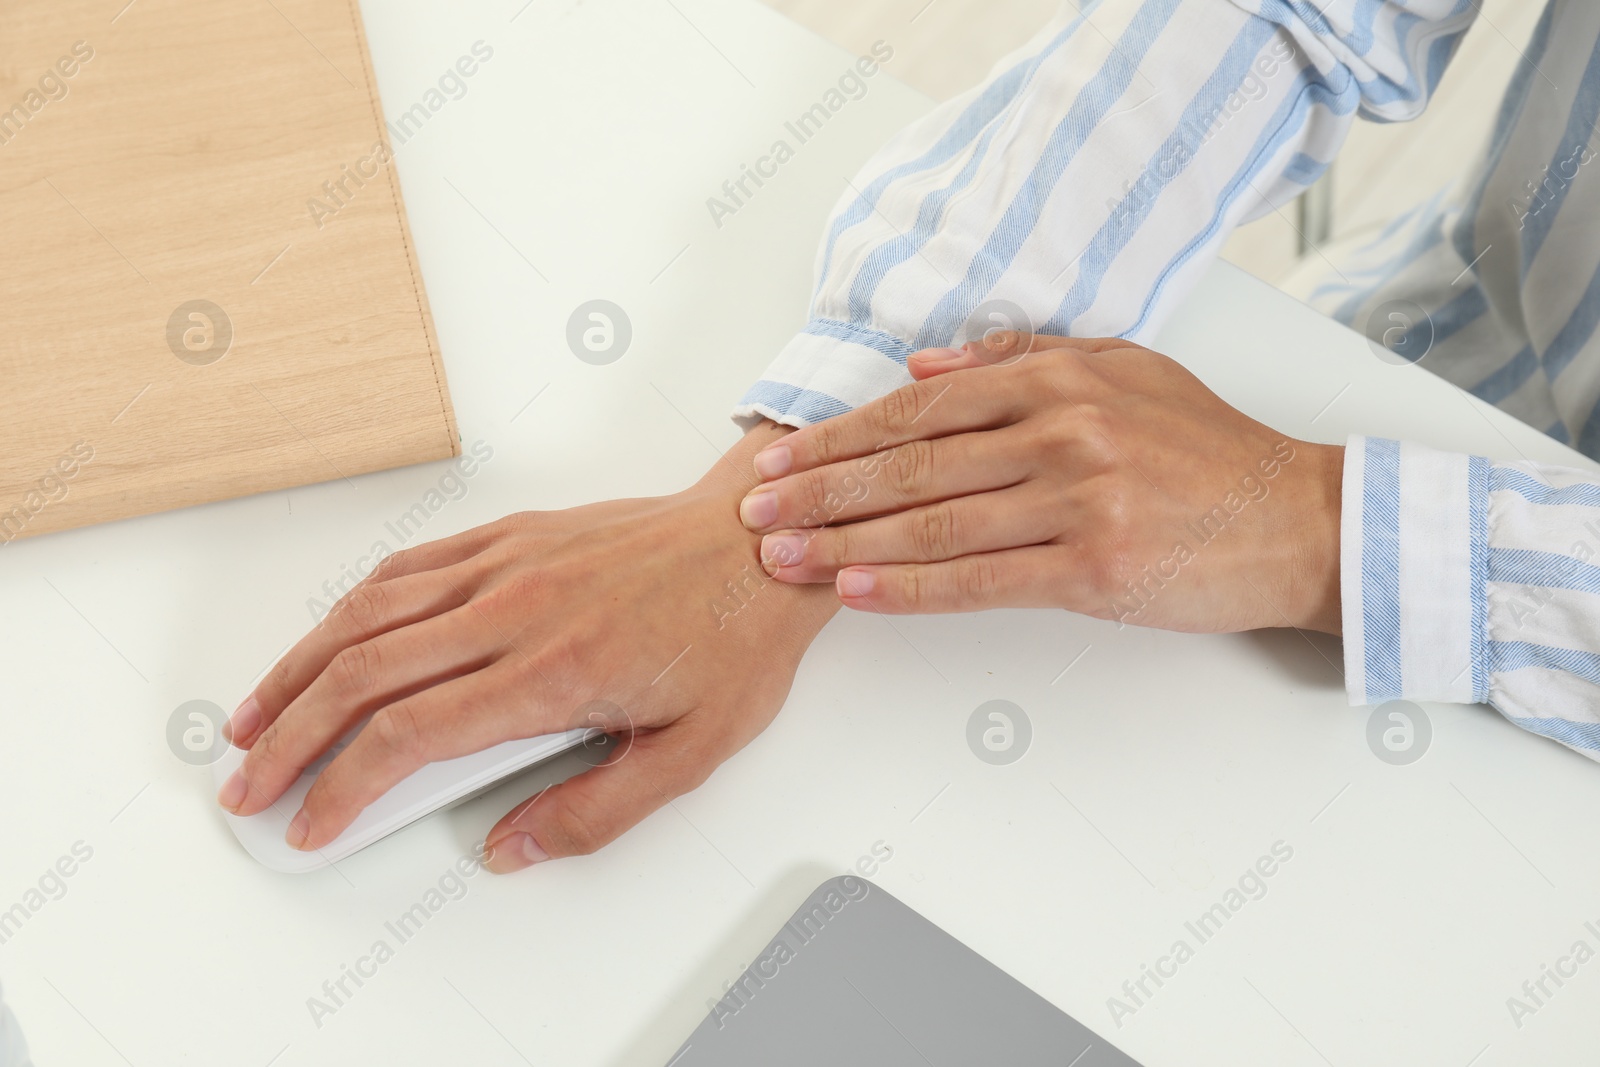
xmin=0 ymin=0 xmax=459 ymax=544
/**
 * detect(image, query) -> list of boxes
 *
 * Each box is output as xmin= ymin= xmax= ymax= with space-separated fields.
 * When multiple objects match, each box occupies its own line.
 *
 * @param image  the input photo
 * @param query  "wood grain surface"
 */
xmin=0 ymin=0 xmax=458 ymax=544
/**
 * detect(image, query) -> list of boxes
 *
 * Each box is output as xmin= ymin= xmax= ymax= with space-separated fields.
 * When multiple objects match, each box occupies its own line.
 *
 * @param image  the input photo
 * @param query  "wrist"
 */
xmin=693 ymin=419 xmax=793 ymax=497
xmin=1287 ymin=442 xmax=1344 ymax=635
xmin=689 ymin=421 xmax=841 ymax=640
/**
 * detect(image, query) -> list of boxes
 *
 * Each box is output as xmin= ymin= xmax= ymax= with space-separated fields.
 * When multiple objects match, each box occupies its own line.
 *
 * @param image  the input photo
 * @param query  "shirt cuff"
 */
xmin=1341 ymin=435 xmax=1489 ymax=706
xmin=732 ymin=320 xmax=917 ymax=429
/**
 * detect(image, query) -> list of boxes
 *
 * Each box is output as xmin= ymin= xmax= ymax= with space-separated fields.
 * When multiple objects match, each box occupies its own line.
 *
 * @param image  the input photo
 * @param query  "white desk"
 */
xmin=4 ymin=2 xmax=1600 ymax=1064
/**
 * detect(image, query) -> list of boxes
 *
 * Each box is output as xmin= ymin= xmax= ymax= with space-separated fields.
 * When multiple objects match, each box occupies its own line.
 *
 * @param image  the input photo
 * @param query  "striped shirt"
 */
xmin=731 ymin=0 xmax=1600 ymax=757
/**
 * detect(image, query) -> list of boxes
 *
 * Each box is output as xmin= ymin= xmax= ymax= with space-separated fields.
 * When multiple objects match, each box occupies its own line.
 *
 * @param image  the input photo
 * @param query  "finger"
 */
xmin=223 ymin=604 xmax=503 ymax=817
xmin=359 ymin=514 xmax=518 ymax=584
xmin=908 ymin=327 xmax=1045 ymax=379
xmin=482 ymin=723 xmax=717 ymax=872
xmin=760 ymin=483 xmax=1063 ymax=582
xmin=907 ymin=332 xmax=1129 ymax=382
xmin=748 ymin=367 xmax=1025 ymax=484
xmin=966 ymin=329 xmax=1132 ymax=367
xmin=834 ymin=545 xmax=1066 ymax=614
xmin=231 ymin=565 xmax=474 ymax=749
xmin=1015 ymin=333 xmax=1137 ymax=361
xmin=285 ymin=657 xmax=560 ymax=851
xmin=908 ymin=330 xmax=1067 ymax=380
xmin=907 ymin=345 xmax=993 ymax=379
xmin=741 ymin=429 xmax=1029 ymax=533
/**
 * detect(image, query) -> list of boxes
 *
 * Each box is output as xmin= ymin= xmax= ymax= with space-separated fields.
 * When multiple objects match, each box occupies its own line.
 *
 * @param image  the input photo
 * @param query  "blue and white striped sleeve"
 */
xmin=733 ymin=0 xmax=1478 ymax=427
xmin=1345 ymin=436 xmax=1600 ymax=758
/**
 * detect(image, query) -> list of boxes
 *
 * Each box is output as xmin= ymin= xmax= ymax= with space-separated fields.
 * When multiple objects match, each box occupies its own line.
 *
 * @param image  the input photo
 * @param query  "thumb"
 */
xmin=482 ymin=726 xmax=708 ymax=873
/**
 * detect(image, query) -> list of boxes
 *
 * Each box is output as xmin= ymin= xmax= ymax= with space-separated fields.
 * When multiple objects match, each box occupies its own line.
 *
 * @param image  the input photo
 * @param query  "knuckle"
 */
xmin=1029 ymin=349 xmax=1072 ymax=386
xmin=790 ymin=471 xmax=833 ymax=526
xmin=1080 ymin=512 xmax=1135 ymax=602
xmin=670 ymin=747 xmax=717 ymax=794
xmin=1094 ymin=483 xmax=1135 ymax=541
xmin=328 ymin=641 xmax=384 ymax=701
xmin=518 ymin=629 xmax=580 ymax=685
xmin=365 ymin=550 xmax=408 ymax=584
xmin=983 ymin=329 xmax=1026 ymax=362
xmin=368 ymin=702 xmax=426 ymax=762
xmin=900 ymin=566 xmax=927 ymax=610
xmin=483 ymin=569 xmax=545 ymax=617
xmin=1082 ymin=561 xmax=1120 ymax=605
xmin=877 ymin=384 xmax=922 ymax=434
xmin=549 ymin=792 xmax=608 ymax=856
xmin=502 ymin=568 xmax=546 ymax=604
xmin=1082 ymin=546 xmax=1130 ymax=604
xmin=883 ymin=439 xmax=934 ymax=498
xmin=1027 ymin=413 xmax=1083 ymax=462
xmin=496 ymin=511 xmax=540 ymax=539
xmin=248 ymin=721 xmax=285 ymax=770
xmin=650 ymin=726 xmax=720 ymax=794
xmin=264 ymin=654 xmax=294 ymax=696
xmin=336 ymin=581 xmax=391 ymax=635
xmin=479 ymin=513 xmax=517 ymax=537
xmin=1069 ymin=410 xmax=1121 ymax=469
xmin=909 ymin=503 xmax=959 ymax=561
xmin=806 ymin=418 xmax=843 ymax=465
xmin=957 ymin=556 xmax=999 ymax=603
xmin=810 ymin=523 xmax=851 ymax=569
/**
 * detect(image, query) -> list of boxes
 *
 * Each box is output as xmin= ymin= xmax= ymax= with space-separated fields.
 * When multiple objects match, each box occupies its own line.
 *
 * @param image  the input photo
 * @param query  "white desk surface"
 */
xmin=5 ymin=2 xmax=1600 ymax=1064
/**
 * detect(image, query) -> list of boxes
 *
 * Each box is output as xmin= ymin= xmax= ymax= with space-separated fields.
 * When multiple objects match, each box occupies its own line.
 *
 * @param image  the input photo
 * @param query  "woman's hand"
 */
xmin=738 ymin=332 xmax=1343 ymax=634
xmin=217 ymin=422 xmax=838 ymax=872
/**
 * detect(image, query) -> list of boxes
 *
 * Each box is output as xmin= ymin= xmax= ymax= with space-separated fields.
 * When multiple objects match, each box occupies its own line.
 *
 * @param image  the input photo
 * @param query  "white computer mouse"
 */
xmin=212 ymin=724 xmax=593 ymax=873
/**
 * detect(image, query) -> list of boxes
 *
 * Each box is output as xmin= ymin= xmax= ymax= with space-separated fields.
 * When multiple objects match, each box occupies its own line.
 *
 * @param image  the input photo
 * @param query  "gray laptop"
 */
xmin=666 ymin=876 xmax=1142 ymax=1066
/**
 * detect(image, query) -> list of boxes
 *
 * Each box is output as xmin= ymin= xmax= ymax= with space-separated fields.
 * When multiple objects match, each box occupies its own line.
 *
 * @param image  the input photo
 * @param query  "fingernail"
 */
xmin=739 ymin=490 xmax=778 ymax=530
xmin=225 ymin=696 xmax=260 ymax=746
xmin=285 ymin=810 xmax=311 ymax=850
xmin=753 ymin=445 xmax=791 ymax=480
xmin=217 ymin=770 xmax=248 ymax=812
xmin=837 ymin=568 xmax=876 ymax=598
xmin=761 ymin=533 xmax=805 ymax=575
xmin=912 ymin=347 xmax=963 ymax=363
xmin=485 ymin=832 xmax=549 ymax=874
